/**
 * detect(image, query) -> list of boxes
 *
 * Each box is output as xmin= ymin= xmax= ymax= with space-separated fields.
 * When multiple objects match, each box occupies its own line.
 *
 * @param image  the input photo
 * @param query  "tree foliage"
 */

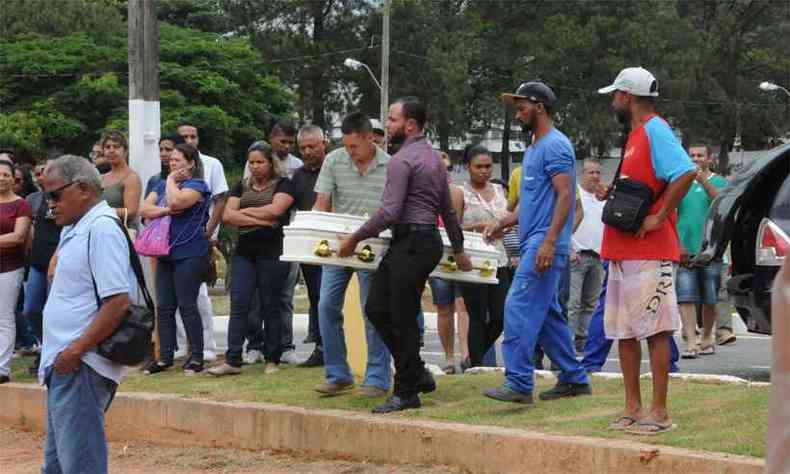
xmin=0 ymin=10 xmax=292 ymax=163
xmin=221 ymin=0 xmax=373 ymax=129
xmin=2 ymin=0 xmax=787 ymax=167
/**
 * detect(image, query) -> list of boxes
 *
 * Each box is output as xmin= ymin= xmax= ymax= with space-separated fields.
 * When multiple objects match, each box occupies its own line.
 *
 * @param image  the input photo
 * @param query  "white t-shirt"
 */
xmin=199 ymin=152 xmax=229 ymax=239
xmin=243 ymin=153 xmax=303 ymax=179
xmin=572 ymin=187 xmax=605 ymax=254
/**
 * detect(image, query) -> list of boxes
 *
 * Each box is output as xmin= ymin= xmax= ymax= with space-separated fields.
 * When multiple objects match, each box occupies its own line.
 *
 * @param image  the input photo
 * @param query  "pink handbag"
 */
xmin=134 ymin=215 xmax=171 ymax=257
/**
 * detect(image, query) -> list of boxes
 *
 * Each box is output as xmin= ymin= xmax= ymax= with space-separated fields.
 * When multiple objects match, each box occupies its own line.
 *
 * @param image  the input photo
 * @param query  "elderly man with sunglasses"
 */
xmin=38 ymin=155 xmax=138 ymax=474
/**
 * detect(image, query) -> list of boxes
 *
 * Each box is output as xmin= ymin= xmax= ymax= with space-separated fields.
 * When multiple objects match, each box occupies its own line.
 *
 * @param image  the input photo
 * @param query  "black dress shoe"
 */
xmin=417 ymin=369 xmax=436 ymax=394
xmin=483 ymin=386 xmax=533 ymax=404
xmin=372 ymin=395 xmax=421 ymax=413
xmin=298 ymin=349 xmax=324 ymax=367
xmin=539 ymin=382 xmax=592 ymax=401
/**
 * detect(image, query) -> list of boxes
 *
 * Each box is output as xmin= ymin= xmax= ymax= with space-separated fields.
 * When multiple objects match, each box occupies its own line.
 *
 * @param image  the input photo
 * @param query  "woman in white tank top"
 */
xmin=457 ymin=146 xmax=511 ymax=367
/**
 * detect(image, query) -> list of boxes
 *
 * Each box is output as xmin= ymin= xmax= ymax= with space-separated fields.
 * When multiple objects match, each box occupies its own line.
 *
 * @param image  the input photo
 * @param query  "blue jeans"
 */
xmin=226 ymin=255 xmax=290 ymax=365
xmin=23 ymin=266 xmax=48 ymax=342
xmin=42 ymin=364 xmax=117 ymax=474
xmin=502 ymin=249 xmax=588 ymax=395
xmin=675 ymin=261 xmax=722 ymax=305
xmin=417 ymin=309 xmax=425 ymax=339
xmin=15 ymin=282 xmax=36 ymax=348
xmin=156 ymin=257 xmax=205 ymax=364
xmin=318 ymin=266 xmax=391 ymax=390
xmin=582 ymin=262 xmax=680 ymax=373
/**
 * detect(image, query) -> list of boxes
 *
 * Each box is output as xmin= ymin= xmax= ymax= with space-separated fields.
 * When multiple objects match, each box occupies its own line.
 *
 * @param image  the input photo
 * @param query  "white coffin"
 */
xmin=430 ymin=229 xmax=501 ymax=284
xmin=281 ymin=211 xmax=390 ymax=270
xmin=281 ymin=211 xmax=502 ymax=284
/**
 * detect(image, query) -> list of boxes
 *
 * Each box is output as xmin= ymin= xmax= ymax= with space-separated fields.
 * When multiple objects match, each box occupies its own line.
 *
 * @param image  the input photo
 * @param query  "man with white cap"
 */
xmin=370 ymin=119 xmax=386 ymax=148
xmin=596 ymin=67 xmax=695 ymax=435
xmin=482 ymin=81 xmax=591 ymax=405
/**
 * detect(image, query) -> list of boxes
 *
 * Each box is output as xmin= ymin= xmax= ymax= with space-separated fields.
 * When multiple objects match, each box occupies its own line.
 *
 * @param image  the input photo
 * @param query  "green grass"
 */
xmin=10 ymin=356 xmax=767 ymax=458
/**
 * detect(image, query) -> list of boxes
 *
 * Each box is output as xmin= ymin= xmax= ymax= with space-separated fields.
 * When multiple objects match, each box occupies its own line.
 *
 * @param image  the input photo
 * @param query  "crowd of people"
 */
xmin=0 ymin=65 xmax=743 ymax=471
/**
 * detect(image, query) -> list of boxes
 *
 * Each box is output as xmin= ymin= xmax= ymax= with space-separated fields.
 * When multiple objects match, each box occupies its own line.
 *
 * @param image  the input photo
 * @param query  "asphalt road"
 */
xmin=215 ymin=312 xmax=772 ymax=382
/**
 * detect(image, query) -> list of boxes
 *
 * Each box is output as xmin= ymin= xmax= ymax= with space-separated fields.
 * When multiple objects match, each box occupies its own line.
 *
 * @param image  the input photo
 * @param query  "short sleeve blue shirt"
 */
xmin=645 ymin=118 xmax=696 ymax=183
xmin=154 ymin=178 xmax=211 ymax=260
xmin=40 ymin=201 xmax=134 ymax=384
xmin=517 ymin=128 xmax=576 ymax=255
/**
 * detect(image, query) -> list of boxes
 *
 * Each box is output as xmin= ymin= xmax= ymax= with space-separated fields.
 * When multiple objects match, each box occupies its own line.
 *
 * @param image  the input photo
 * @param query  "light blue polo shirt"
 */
xmin=517 ymin=127 xmax=576 ymax=255
xmin=39 ymin=201 xmax=135 ymax=385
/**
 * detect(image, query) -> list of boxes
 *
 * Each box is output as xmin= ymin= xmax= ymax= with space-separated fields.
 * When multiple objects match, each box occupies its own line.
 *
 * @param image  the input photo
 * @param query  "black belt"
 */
xmin=579 ymin=249 xmax=600 ymax=259
xmin=392 ymin=223 xmax=437 ymax=238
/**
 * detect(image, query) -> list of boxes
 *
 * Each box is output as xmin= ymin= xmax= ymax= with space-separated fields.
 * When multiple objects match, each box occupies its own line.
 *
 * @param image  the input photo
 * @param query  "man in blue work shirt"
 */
xmin=483 ymin=82 xmax=591 ymax=404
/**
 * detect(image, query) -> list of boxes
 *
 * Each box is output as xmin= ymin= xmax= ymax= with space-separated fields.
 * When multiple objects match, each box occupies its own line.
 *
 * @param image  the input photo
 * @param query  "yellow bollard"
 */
xmin=342 ymin=273 xmax=368 ymax=378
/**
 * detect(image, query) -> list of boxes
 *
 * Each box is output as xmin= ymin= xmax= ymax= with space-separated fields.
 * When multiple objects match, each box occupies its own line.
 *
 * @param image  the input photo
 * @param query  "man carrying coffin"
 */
xmin=339 ymin=97 xmax=472 ymax=413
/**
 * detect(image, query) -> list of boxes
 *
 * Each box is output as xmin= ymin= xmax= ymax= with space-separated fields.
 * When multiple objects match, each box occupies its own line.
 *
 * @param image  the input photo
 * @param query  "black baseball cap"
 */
xmin=501 ymin=81 xmax=557 ymax=107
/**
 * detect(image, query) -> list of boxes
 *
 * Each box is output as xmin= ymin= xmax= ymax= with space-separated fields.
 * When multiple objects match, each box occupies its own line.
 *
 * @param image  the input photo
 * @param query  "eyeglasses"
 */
xmin=45 ymin=181 xmax=77 ymax=202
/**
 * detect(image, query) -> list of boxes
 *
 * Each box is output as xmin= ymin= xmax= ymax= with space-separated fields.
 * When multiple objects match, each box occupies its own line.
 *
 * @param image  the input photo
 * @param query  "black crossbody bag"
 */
xmin=89 ymin=216 xmax=155 ymax=366
xmin=601 ymin=157 xmax=666 ymax=234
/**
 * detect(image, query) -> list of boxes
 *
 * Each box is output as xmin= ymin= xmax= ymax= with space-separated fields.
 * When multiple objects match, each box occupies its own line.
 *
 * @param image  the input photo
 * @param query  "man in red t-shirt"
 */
xmin=597 ymin=67 xmax=695 ymax=435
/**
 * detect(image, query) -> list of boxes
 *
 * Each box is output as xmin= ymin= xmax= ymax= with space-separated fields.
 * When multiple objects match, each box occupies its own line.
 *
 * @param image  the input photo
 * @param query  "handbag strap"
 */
xmin=608 ymin=123 xmax=669 ymax=202
xmin=168 ymin=197 xmax=210 ymax=248
xmin=608 ymin=124 xmax=630 ymax=190
xmin=88 ymin=215 xmax=154 ymax=311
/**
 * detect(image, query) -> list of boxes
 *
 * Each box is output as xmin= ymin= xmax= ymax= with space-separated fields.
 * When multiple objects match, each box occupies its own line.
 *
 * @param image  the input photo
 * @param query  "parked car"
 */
xmin=697 ymin=143 xmax=790 ymax=334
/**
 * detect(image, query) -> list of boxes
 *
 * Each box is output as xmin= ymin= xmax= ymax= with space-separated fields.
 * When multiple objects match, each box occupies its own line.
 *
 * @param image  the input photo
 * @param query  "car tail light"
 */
xmin=756 ymin=218 xmax=789 ymax=266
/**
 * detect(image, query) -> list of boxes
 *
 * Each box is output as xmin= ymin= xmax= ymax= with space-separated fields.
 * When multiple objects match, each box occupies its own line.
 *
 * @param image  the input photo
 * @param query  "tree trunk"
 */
xmin=500 ymin=107 xmax=511 ymax=181
xmin=310 ymin=1 xmax=327 ymax=128
xmin=438 ymin=113 xmax=450 ymax=154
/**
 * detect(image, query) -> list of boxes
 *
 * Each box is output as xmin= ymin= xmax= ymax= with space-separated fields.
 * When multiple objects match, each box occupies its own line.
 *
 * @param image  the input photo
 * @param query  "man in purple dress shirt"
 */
xmin=338 ymin=96 xmax=472 ymax=413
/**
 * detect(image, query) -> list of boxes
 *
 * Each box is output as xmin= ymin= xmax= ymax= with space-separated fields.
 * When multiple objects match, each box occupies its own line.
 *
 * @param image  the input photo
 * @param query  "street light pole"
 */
xmin=380 ymin=0 xmax=391 ymax=142
xmin=759 ymin=81 xmax=790 ymax=98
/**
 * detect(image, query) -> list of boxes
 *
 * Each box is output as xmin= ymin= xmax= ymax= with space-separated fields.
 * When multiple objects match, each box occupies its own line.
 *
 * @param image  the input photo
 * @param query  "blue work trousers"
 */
xmin=502 ymin=248 xmax=588 ymax=395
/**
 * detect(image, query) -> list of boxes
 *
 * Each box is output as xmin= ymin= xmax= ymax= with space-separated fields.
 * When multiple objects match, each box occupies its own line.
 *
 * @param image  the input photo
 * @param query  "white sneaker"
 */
xmin=243 ymin=350 xmax=263 ymax=365
xmin=280 ymin=350 xmax=301 ymax=365
xmin=174 ymin=349 xmax=188 ymax=359
xmin=203 ymin=350 xmax=217 ymax=363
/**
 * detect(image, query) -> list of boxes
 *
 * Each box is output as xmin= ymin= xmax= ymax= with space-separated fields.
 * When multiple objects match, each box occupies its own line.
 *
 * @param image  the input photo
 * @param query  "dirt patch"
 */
xmin=0 ymin=426 xmax=462 ymax=474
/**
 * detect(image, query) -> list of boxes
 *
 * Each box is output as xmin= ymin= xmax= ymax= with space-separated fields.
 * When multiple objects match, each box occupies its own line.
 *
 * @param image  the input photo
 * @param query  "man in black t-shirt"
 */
xmin=23 ymin=180 xmax=63 ymax=374
xmin=292 ymin=125 xmax=327 ymax=367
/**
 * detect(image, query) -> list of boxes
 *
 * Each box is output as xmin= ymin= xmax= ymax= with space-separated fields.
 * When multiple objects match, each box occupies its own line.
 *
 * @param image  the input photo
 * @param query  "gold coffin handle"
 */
xmin=438 ymin=256 xmax=495 ymax=278
xmin=356 ymin=244 xmax=375 ymax=263
xmin=313 ymin=239 xmax=376 ymax=263
xmin=314 ymin=239 xmax=334 ymax=257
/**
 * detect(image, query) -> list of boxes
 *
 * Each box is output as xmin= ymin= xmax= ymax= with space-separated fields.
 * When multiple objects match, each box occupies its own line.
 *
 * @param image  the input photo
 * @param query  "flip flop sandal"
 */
xmin=699 ymin=344 xmax=716 ymax=355
xmin=609 ymin=415 xmax=639 ymax=431
xmin=442 ymin=364 xmax=457 ymax=375
xmin=681 ymin=348 xmax=698 ymax=359
xmin=626 ymin=420 xmax=677 ymax=436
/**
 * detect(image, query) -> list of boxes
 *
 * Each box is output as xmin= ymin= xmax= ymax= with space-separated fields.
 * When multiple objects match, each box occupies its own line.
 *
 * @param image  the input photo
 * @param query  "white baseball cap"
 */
xmin=598 ymin=67 xmax=659 ymax=97
xmin=369 ymin=118 xmax=384 ymax=134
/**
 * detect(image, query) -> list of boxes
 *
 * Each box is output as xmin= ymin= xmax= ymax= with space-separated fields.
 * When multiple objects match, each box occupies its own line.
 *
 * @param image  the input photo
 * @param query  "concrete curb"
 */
xmin=463 ymin=367 xmax=771 ymax=387
xmin=1 ymin=384 xmax=763 ymax=474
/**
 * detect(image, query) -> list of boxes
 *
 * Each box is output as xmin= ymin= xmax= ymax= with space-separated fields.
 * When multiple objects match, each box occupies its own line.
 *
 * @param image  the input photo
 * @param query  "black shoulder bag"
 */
xmin=89 ymin=216 xmax=155 ymax=366
xmin=601 ymin=155 xmax=668 ymax=234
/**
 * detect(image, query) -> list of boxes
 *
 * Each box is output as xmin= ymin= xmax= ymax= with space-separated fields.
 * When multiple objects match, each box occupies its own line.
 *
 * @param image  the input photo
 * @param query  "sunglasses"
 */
xmin=46 ymin=181 xmax=77 ymax=202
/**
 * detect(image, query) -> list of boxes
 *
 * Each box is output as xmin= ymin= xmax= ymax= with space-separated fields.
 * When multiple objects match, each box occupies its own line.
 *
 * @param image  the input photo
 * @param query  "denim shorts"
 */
xmin=429 ymin=277 xmax=461 ymax=306
xmin=675 ymin=261 xmax=722 ymax=305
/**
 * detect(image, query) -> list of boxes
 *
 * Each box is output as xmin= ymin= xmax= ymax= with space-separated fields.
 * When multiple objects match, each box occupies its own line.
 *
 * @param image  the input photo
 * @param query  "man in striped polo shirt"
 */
xmin=312 ymin=112 xmax=392 ymax=398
